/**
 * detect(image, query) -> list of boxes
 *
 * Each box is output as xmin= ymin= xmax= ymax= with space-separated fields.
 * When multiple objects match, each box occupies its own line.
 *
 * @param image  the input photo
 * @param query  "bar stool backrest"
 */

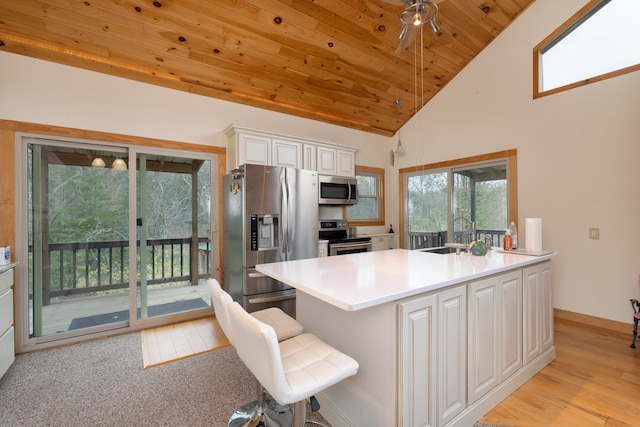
xmin=207 ymin=279 xmax=235 ymax=344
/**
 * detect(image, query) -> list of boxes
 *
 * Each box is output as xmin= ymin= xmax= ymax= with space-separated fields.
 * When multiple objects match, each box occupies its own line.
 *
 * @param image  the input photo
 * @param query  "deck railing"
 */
xmin=407 ymin=229 xmax=506 ymax=250
xmin=36 ymin=237 xmax=211 ymax=304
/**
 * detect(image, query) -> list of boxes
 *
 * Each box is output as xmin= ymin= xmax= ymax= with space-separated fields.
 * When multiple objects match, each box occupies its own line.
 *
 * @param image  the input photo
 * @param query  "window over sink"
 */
xmin=399 ymin=150 xmax=517 ymax=250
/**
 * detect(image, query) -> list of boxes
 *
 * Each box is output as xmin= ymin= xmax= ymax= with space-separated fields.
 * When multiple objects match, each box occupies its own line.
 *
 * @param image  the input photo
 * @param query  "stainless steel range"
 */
xmin=319 ymin=220 xmax=372 ymax=256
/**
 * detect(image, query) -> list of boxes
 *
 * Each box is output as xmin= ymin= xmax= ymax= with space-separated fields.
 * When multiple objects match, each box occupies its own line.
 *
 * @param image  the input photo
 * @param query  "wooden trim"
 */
xmin=554 ymin=308 xmax=633 ymax=335
xmin=0 ymin=119 xmax=226 ymax=284
xmin=398 ymin=149 xmax=518 ymax=248
xmin=398 ymin=166 xmax=406 ymax=248
xmin=346 ymin=165 xmax=385 ymax=227
xmin=532 ymin=0 xmax=640 ymax=99
xmin=398 ymin=149 xmax=517 ymax=175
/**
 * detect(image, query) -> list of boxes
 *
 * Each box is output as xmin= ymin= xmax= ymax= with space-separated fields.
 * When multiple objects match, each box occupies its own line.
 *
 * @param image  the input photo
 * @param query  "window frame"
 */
xmin=345 ymin=165 xmax=385 ymax=226
xmin=398 ymin=150 xmax=517 ymax=249
xmin=534 ymin=0 xmax=640 ymax=99
xmin=1 ymin=119 xmax=226 ymax=352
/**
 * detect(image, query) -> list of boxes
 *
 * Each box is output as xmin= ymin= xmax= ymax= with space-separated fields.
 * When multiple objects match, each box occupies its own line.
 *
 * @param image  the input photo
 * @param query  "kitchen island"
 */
xmin=256 ymin=249 xmax=556 ymax=427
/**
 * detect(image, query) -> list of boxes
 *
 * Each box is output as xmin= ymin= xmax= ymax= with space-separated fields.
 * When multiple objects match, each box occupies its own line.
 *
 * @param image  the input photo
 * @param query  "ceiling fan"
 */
xmin=386 ymin=0 xmax=442 ymax=53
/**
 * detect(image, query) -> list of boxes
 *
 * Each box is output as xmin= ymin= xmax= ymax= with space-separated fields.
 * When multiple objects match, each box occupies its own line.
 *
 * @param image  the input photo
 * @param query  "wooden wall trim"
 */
xmin=554 ymin=308 xmax=633 ymax=335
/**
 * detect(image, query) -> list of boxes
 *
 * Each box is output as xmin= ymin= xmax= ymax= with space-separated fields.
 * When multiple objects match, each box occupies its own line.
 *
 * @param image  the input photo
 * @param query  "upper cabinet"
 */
xmin=236 ymin=133 xmax=271 ymax=166
xmin=272 ymin=138 xmax=302 ymax=169
xmin=225 ymin=125 xmax=356 ymax=176
xmin=316 ymin=146 xmax=355 ymax=177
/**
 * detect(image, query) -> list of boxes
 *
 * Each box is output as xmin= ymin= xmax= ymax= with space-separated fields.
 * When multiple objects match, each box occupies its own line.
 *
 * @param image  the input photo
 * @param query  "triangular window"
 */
xmin=534 ymin=0 xmax=640 ymax=97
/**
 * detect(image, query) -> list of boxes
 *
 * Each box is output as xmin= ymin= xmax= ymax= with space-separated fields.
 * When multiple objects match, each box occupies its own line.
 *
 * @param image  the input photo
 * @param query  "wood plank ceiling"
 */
xmin=0 ymin=0 xmax=534 ymax=136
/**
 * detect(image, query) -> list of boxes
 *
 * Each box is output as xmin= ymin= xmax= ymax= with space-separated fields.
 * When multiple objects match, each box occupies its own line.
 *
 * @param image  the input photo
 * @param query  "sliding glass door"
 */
xmin=134 ymin=152 xmax=212 ymax=321
xmin=21 ymin=138 xmax=214 ymax=344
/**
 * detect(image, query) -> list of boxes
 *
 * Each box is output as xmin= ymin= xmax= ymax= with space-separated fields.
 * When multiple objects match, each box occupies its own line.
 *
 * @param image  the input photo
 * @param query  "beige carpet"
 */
xmin=141 ymin=316 xmax=230 ymax=368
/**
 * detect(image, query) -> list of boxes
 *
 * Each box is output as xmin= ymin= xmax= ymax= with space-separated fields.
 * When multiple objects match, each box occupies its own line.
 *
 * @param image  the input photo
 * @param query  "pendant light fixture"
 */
xmin=112 ymin=157 xmax=127 ymax=170
xmin=391 ymin=99 xmax=405 ymax=166
xmin=392 ymin=1 xmax=441 ymax=166
xmin=394 ymin=99 xmax=405 ymax=156
xmin=91 ymin=157 xmax=106 ymax=168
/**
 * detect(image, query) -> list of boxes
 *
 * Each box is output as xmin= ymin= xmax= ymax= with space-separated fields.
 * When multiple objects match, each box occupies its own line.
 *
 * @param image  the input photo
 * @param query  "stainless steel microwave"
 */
xmin=318 ymin=175 xmax=358 ymax=205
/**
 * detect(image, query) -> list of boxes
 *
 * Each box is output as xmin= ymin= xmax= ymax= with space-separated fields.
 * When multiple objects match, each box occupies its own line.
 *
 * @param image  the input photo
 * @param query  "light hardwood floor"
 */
xmin=480 ymin=316 xmax=640 ymax=426
xmin=142 ymin=313 xmax=639 ymax=425
xmin=140 ymin=316 xmax=230 ymax=368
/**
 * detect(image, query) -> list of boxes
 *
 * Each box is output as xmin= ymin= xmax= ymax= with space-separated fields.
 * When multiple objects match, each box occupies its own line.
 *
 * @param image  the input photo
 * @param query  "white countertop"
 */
xmin=256 ymin=249 xmax=556 ymax=311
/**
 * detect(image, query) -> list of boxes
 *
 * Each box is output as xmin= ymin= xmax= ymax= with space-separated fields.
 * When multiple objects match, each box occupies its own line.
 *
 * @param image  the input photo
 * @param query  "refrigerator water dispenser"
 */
xmin=250 ymin=214 xmax=279 ymax=251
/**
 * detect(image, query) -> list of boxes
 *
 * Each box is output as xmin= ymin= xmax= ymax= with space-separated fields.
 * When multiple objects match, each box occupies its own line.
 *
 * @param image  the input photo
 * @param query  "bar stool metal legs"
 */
xmin=228 ymin=381 xmax=293 ymax=427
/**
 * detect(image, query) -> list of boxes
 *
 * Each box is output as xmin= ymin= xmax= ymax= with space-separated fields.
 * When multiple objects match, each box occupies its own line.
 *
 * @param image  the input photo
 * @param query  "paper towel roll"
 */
xmin=525 ymin=218 xmax=543 ymax=252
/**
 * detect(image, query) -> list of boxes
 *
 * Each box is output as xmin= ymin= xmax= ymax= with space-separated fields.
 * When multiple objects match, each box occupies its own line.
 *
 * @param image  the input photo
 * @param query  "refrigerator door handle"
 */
xmin=248 ymin=293 xmax=296 ymax=304
xmin=248 ymin=272 xmax=267 ymax=279
xmin=281 ymin=169 xmax=292 ymax=256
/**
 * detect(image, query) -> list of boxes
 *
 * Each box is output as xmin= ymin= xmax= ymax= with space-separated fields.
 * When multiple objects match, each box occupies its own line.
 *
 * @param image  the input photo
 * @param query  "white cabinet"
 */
xmin=467 ymin=270 xmax=522 ymax=404
xmin=318 ymin=240 xmax=328 ymax=258
xmin=227 ymin=128 xmax=304 ymax=169
xmin=398 ymin=284 xmax=466 ymax=427
xmin=225 ymin=125 xmax=355 ymax=175
xmin=317 ymin=145 xmax=355 ymax=177
xmin=399 ymin=293 xmax=438 ymax=427
xmin=438 ymin=285 xmax=467 ymax=426
xmin=523 ymin=261 xmax=553 ymax=364
xmin=303 ymin=143 xmax=316 ymax=171
xmin=370 ymin=234 xmax=395 ymax=251
xmin=272 ymin=138 xmax=302 ymax=168
xmin=0 ymin=268 xmax=15 ymax=379
xmin=236 ymin=132 xmax=272 ymax=166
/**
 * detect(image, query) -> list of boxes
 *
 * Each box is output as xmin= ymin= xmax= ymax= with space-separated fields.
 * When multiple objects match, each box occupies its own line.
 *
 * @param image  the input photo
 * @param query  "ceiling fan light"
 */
xmin=399 ymin=23 xmax=408 ymax=39
xmin=429 ymin=19 xmax=440 ymax=33
xmin=413 ymin=12 xmax=423 ymax=26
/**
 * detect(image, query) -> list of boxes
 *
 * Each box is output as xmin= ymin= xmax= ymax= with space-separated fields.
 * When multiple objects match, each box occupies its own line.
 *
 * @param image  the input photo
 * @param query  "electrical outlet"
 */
xmin=589 ymin=227 xmax=600 ymax=240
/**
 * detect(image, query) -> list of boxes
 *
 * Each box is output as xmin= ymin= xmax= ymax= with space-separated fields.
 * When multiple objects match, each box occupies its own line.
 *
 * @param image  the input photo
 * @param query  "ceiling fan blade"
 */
xmin=396 ymin=25 xmax=417 ymax=54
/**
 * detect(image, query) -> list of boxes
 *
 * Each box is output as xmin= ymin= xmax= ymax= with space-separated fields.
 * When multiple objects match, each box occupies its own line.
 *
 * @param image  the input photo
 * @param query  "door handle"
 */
xmin=248 ymin=272 xmax=267 ymax=279
xmin=248 ymin=294 xmax=296 ymax=304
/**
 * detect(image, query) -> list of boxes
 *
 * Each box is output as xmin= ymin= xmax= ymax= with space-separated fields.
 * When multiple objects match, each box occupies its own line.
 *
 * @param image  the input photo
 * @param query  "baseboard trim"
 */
xmin=554 ymin=308 xmax=632 ymax=334
xmin=446 ymin=346 xmax=556 ymax=427
xmin=314 ymin=393 xmax=355 ymax=427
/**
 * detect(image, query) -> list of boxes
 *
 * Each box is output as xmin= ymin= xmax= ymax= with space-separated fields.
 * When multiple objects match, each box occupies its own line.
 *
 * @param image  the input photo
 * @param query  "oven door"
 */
xmin=329 ymin=240 xmax=372 ymax=256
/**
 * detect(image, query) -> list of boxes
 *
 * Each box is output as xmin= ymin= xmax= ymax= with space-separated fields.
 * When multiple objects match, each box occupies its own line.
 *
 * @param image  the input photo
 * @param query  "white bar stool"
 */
xmin=208 ymin=279 xmax=303 ymax=427
xmin=228 ymin=301 xmax=359 ymax=427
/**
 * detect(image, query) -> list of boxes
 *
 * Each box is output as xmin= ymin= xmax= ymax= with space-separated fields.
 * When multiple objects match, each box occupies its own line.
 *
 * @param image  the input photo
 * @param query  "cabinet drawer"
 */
xmin=0 ymin=269 xmax=12 ymax=293
xmin=0 ymin=326 xmax=15 ymax=378
xmin=0 ymin=289 xmax=13 ymax=332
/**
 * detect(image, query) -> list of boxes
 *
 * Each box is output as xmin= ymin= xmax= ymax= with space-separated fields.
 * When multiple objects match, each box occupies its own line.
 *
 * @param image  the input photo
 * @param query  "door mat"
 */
xmin=68 ymin=298 xmax=209 ymax=330
xmin=141 ymin=316 xmax=230 ymax=368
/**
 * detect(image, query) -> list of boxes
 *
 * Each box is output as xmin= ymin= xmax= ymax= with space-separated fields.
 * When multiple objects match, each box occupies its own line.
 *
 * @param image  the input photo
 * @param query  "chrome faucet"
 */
xmin=449 ymin=216 xmax=476 ymax=244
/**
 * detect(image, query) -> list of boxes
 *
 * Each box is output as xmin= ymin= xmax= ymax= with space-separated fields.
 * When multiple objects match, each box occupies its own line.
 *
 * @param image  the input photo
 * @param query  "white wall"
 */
xmin=2 ymin=0 xmax=639 ymax=324
xmin=0 ymin=50 xmax=395 ymax=231
xmin=391 ymin=0 xmax=640 ymax=324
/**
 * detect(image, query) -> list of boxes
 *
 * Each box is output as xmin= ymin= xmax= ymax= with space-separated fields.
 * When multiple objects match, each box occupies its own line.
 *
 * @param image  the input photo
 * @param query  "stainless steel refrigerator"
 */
xmin=223 ymin=164 xmax=319 ymax=318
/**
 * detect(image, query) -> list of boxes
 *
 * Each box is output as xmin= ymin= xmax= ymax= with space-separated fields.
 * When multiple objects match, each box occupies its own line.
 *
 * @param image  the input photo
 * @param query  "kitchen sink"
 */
xmin=419 ymin=246 xmax=467 ymax=254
